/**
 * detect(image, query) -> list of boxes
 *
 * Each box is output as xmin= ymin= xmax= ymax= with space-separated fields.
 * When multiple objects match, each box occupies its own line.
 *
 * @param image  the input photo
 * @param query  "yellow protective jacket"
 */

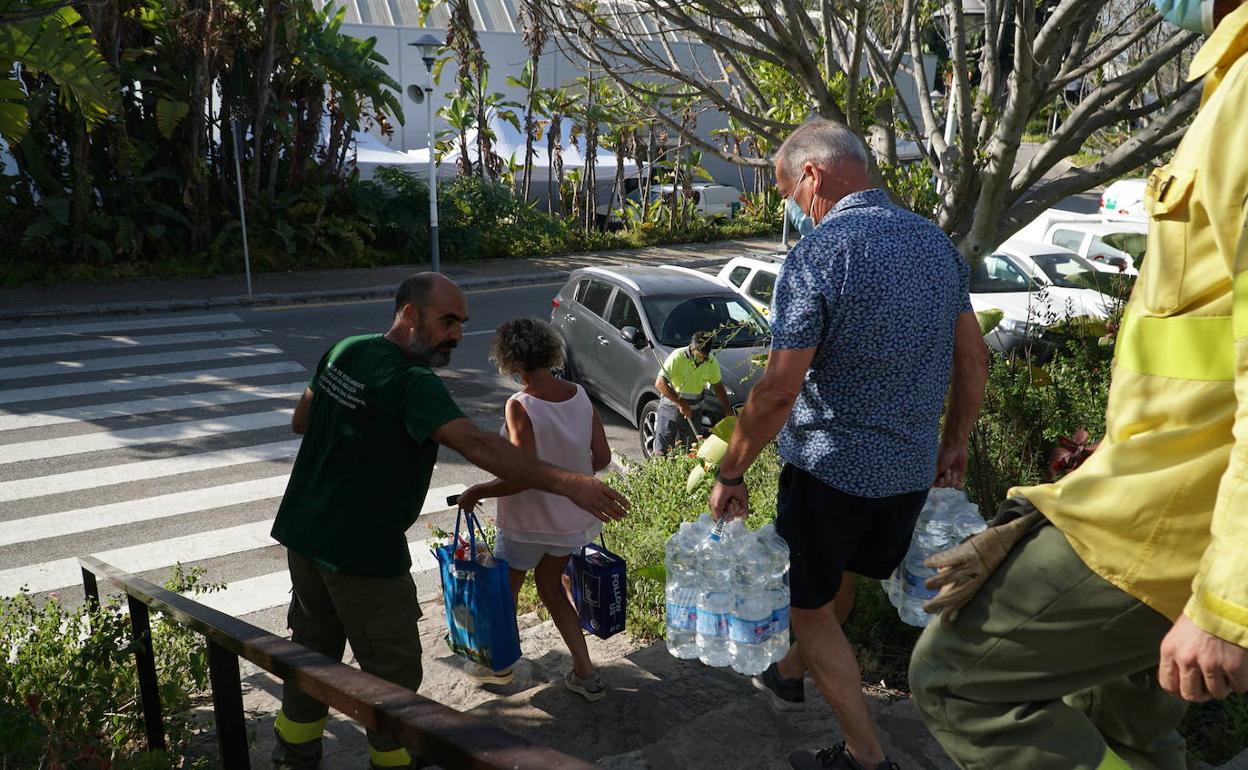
xmin=1013 ymin=2 xmax=1248 ymax=646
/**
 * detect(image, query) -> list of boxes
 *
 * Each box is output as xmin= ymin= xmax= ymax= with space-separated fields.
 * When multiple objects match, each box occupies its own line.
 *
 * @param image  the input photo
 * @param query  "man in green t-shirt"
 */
xmin=269 ymin=273 xmax=628 ymax=770
xmin=653 ymin=331 xmax=733 ymax=453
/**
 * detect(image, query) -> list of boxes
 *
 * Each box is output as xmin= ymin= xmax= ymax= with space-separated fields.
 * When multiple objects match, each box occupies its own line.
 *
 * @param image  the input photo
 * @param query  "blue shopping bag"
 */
xmin=432 ymin=507 xmax=522 ymax=671
xmin=564 ymin=538 xmax=628 ymax=639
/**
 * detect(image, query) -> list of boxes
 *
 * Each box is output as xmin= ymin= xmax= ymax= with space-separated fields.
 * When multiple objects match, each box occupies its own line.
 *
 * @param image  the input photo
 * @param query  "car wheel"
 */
xmin=639 ymin=400 xmax=660 ymax=459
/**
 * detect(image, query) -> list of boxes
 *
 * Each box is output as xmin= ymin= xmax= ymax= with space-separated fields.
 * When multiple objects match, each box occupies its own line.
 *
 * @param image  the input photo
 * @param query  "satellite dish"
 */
xmin=407 ymin=84 xmax=425 ymax=104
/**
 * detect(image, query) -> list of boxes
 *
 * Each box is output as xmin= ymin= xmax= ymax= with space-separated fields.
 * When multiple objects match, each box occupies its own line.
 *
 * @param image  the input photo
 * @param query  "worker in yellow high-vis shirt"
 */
xmin=909 ymin=1 xmax=1248 ymax=768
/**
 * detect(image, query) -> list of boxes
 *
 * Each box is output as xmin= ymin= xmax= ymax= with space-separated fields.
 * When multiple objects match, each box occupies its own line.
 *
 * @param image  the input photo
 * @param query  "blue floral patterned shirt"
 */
xmin=769 ymin=188 xmax=971 ymax=498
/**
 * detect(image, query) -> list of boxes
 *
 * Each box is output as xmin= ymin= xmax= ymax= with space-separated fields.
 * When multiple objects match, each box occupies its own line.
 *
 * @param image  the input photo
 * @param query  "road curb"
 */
xmin=0 ymin=258 xmax=733 ymax=323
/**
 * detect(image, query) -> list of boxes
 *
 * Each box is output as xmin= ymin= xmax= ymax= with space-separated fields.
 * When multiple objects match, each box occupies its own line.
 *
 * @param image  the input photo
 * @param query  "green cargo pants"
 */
xmin=273 ymin=549 xmax=424 ymax=769
xmin=909 ymin=523 xmax=1189 ymax=770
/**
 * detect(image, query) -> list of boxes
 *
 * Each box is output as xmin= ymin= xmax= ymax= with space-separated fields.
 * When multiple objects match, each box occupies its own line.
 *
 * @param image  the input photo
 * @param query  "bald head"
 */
xmin=389 ymin=272 xmax=467 ymax=367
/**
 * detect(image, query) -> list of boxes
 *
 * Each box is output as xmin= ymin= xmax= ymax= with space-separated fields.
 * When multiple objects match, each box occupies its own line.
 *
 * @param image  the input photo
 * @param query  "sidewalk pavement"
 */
xmin=0 ymin=237 xmax=783 ymax=322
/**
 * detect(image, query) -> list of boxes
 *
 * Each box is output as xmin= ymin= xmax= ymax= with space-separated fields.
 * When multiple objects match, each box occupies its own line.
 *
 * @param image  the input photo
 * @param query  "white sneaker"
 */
xmin=463 ymin=661 xmax=514 ymax=685
xmin=564 ymin=669 xmax=606 ymax=702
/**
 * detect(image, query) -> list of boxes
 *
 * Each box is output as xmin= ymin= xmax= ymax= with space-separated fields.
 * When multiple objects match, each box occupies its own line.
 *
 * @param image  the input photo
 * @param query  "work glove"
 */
xmin=922 ymin=498 xmax=1046 ymax=623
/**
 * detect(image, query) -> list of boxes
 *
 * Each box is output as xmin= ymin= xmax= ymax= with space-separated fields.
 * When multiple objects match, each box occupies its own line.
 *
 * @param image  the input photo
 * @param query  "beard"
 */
xmin=408 ymin=324 xmax=456 ymax=368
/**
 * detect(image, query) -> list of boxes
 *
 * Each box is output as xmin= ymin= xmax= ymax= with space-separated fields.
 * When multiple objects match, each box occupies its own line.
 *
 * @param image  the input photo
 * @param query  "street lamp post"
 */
xmin=409 ymin=33 xmax=443 ymax=273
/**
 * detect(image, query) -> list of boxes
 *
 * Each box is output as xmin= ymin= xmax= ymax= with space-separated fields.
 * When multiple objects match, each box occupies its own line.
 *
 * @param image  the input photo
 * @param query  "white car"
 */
xmin=974 ymin=241 xmax=1116 ymax=355
xmin=1100 ymin=178 xmax=1147 ymax=223
xmin=717 ymin=253 xmax=786 ymax=316
xmin=1038 ymin=221 xmax=1145 ymax=275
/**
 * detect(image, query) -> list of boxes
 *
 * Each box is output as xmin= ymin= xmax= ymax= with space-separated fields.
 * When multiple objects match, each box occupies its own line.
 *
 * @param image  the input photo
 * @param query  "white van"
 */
xmin=599 ymin=183 xmax=742 ymax=223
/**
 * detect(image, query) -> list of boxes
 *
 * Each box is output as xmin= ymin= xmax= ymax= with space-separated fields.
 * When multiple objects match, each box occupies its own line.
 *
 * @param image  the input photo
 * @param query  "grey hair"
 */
xmin=490 ymin=318 xmax=565 ymax=375
xmin=774 ymin=119 xmax=868 ymax=181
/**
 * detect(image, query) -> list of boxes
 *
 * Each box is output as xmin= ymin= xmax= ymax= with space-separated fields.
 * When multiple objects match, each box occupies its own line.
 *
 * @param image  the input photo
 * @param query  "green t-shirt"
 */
xmin=661 ymin=348 xmax=721 ymax=396
xmin=271 ymin=334 xmax=465 ymax=577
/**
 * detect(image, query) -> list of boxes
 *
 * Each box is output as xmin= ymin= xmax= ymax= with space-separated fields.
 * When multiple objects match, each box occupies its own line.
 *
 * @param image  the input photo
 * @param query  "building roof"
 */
xmin=314 ymin=0 xmax=519 ymax=32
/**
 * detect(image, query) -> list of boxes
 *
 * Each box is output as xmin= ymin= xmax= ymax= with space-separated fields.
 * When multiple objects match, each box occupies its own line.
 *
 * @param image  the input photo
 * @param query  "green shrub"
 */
xmin=0 ymin=566 xmax=220 ymax=768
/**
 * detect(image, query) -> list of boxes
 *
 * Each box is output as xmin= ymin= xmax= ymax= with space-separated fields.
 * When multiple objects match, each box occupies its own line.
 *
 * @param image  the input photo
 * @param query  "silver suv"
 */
xmin=550 ymin=265 xmax=770 ymax=457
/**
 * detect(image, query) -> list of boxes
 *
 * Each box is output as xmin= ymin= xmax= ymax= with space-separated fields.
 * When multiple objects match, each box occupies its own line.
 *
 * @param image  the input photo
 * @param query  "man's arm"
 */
xmin=709 ymin=347 xmax=816 ymax=518
xmin=292 ymin=388 xmax=314 ymax=435
xmin=654 ymin=374 xmax=691 ymax=418
xmin=455 ymin=399 xmax=535 ymax=510
xmin=934 ymin=312 xmax=990 ymax=487
xmin=433 ymin=417 xmax=629 ymax=522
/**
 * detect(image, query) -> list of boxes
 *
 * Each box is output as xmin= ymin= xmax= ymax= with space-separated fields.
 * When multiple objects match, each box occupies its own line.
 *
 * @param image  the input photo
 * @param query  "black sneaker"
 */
xmin=751 ymin=662 xmax=805 ymax=712
xmin=788 ymin=742 xmax=900 ymax=770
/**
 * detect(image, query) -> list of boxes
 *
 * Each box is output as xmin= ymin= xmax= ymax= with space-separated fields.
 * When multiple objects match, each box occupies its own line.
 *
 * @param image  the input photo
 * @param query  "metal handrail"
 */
xmin=79 ymin=556 xmax=594 ymax=770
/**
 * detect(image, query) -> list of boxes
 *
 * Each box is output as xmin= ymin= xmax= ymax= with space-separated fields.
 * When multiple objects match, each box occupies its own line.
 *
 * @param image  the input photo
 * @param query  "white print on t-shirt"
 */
xmin=321 ymin=363 xmax=367 ymax=410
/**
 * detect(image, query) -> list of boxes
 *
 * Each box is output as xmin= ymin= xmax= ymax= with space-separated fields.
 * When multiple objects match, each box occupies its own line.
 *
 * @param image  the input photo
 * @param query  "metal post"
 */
xmin=426 ymin=85 xmax=440 ymax=273
xmin=81 ymin=566 xmax=99 ymax=609
xmin=128 ymin=595 xmax=167 ymax=751
xmin=208 ymin=640 xmax=251 ymax=769
xmin=231 ymin=118 xmax=254 ymax=298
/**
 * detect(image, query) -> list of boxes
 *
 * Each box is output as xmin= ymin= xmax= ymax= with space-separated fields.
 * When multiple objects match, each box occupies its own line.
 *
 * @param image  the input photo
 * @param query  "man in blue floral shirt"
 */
xmin=710 ymin=119 xmax=989 ymax=770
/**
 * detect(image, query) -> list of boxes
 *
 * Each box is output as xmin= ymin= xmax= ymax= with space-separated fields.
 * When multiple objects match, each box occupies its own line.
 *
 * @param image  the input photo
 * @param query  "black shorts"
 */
xmin=774 ymin=463 xmax=928 ymax=610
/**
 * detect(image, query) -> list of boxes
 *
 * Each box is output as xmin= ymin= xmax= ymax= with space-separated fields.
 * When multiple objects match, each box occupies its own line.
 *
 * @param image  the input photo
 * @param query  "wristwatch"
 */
xmin=716 ymin=470 xmax=745 ymax=486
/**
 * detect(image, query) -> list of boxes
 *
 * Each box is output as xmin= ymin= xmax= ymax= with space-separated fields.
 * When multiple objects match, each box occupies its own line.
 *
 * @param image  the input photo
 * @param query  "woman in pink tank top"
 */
xmin=456 ymin=318 xmax=613 ymax=701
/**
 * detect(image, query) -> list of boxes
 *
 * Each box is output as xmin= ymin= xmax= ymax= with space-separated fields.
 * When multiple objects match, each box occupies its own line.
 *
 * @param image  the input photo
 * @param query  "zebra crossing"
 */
xmin=0 ymin=311 xmax=461 ymax=627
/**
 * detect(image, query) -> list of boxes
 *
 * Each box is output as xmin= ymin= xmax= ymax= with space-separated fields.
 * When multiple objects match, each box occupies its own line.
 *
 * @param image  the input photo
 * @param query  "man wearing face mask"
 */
xmin=908 ymin=1 xmax=1248 ymax=768
xmin=709 ymin=120 xmax=988 ymax=770
xmin=268 ymin=273 xmax=630 ymax=770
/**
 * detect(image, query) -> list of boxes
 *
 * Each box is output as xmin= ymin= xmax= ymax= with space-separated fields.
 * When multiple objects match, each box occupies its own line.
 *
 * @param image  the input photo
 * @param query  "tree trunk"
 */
xmin=69 ymin=119 xmax=92 ymax=256
xmin=250 ymin=0 xmax=280 ymax=200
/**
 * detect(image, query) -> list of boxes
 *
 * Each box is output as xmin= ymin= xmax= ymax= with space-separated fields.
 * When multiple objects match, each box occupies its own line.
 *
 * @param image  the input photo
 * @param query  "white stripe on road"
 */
xmin=0 ymin=313 xmax=243 ymax=342
xmin=0 ymin=362 xmax=306 ymax=406
xmin=0 ymin=484 xmax=464 ymax=600
xmin=0 ymin=344 xmax=284 ymax=382
xmin=0 ymin=520 xmax=280 ymax=596
xmin=0 ymin=408 xmax=293 ymax=465
xmin=0 ymin=328 xmax=261 ymax=359
xmin=0 ymin=476 xmax=291 ymax=547
xmin=0 ymin=440 xmax=301 ymax=502
xmin=0 ymin=382 xmax=306 ymax=432
xmin=197 ymin=489 xmax=462 ymax=617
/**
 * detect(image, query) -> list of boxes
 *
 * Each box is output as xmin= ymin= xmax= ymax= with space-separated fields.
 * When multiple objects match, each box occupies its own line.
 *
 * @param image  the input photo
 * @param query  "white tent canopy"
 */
xmin=352 ymin=115 xmax=638 ymax=182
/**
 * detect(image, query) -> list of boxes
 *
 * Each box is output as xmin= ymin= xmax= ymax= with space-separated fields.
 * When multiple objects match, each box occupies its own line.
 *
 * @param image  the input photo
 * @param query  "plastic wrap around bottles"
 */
xmin=664 ymin=514 xmax=791 ymax=674
xmin=884 ymin=488 xmax=986 ymax=627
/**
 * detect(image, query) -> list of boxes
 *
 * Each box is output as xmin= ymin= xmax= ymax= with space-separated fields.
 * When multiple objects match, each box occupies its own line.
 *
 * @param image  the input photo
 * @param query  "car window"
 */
xmin=727 ymin=266 xmax=750 ymax=287
xmin=1088 ymin=236 xmax=1133 ymax=264
xmin=641 ymin=294 xmax=770 ymax=347
xmin=1051 ymin=229 xmax=1085 ymax=252
xmin=606 ymin=292 xmax=643 ymax=331
xmin=970 ymin=255 xmax=1034 ymax=293
xmin=747 ymin=271 xmax=776 ymax=305
xmin=1029 ymin=252 xmax=1098 ymax=289
xmin=1102 ymin=232 xmax=1146 ymax=260
xmin=579 ymin=280 xmax=614 ymax=317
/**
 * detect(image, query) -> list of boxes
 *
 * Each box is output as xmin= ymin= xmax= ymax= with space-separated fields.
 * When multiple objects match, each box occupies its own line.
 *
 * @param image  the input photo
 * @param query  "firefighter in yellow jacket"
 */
xmin=909 ymin=1 xmax=1248 ymax=768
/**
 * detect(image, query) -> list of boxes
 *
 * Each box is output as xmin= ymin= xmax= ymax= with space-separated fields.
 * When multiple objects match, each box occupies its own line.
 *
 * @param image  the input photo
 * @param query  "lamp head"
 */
xmin=410 ymin=33 xmax=443 ymax=70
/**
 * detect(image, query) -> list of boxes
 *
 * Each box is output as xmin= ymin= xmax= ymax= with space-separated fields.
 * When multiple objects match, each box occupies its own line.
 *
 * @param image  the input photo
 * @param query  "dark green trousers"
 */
xmin=274 ymin=549 xmax=424 ymax=769
xmin=909 ymin=524 xmax=1189 ymax=770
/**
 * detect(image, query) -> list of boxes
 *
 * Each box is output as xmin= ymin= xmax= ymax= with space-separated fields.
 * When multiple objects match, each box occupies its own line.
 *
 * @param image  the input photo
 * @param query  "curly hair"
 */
xmin=489 ymin=318 xmax=565 ymax=375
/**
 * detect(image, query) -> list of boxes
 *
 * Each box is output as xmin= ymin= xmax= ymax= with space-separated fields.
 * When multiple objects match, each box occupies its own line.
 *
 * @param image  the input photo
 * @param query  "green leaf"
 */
xmin=155 ymin=99 xmax=189 ymax=139
xmin=975 ymin=308 xmax=1004 ymax=336
xmin=633 ymin=564 xmax=666 ymax=583
xmin=0 ymin=75 xmax=27 ymax=145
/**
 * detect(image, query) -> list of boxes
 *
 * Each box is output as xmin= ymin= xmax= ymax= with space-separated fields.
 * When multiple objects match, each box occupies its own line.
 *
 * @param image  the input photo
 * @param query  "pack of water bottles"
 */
xmin=664 ymin=513 xmax=790 ymax=676
xmin=885 ymin=488 xmax=987 ymax=627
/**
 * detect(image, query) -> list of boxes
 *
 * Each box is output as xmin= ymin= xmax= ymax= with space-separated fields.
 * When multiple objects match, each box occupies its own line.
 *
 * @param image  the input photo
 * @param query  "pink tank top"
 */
xmin=496 ymin=385 xmax=603 ymax=544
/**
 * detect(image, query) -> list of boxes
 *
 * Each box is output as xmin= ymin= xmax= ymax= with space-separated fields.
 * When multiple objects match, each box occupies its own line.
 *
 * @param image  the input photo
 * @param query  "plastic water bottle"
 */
xmin=695 ymin=518 xmax=737 ymax=667
xmin=664 ymin=522 xmax=699 ymax=659
xmin=895 ymin=489 xmax=983 ymax=626
xmin=728 ymin=528 xmax=772 ymax=675
xmin=756 ymin=524 xmax=791 ymax=665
